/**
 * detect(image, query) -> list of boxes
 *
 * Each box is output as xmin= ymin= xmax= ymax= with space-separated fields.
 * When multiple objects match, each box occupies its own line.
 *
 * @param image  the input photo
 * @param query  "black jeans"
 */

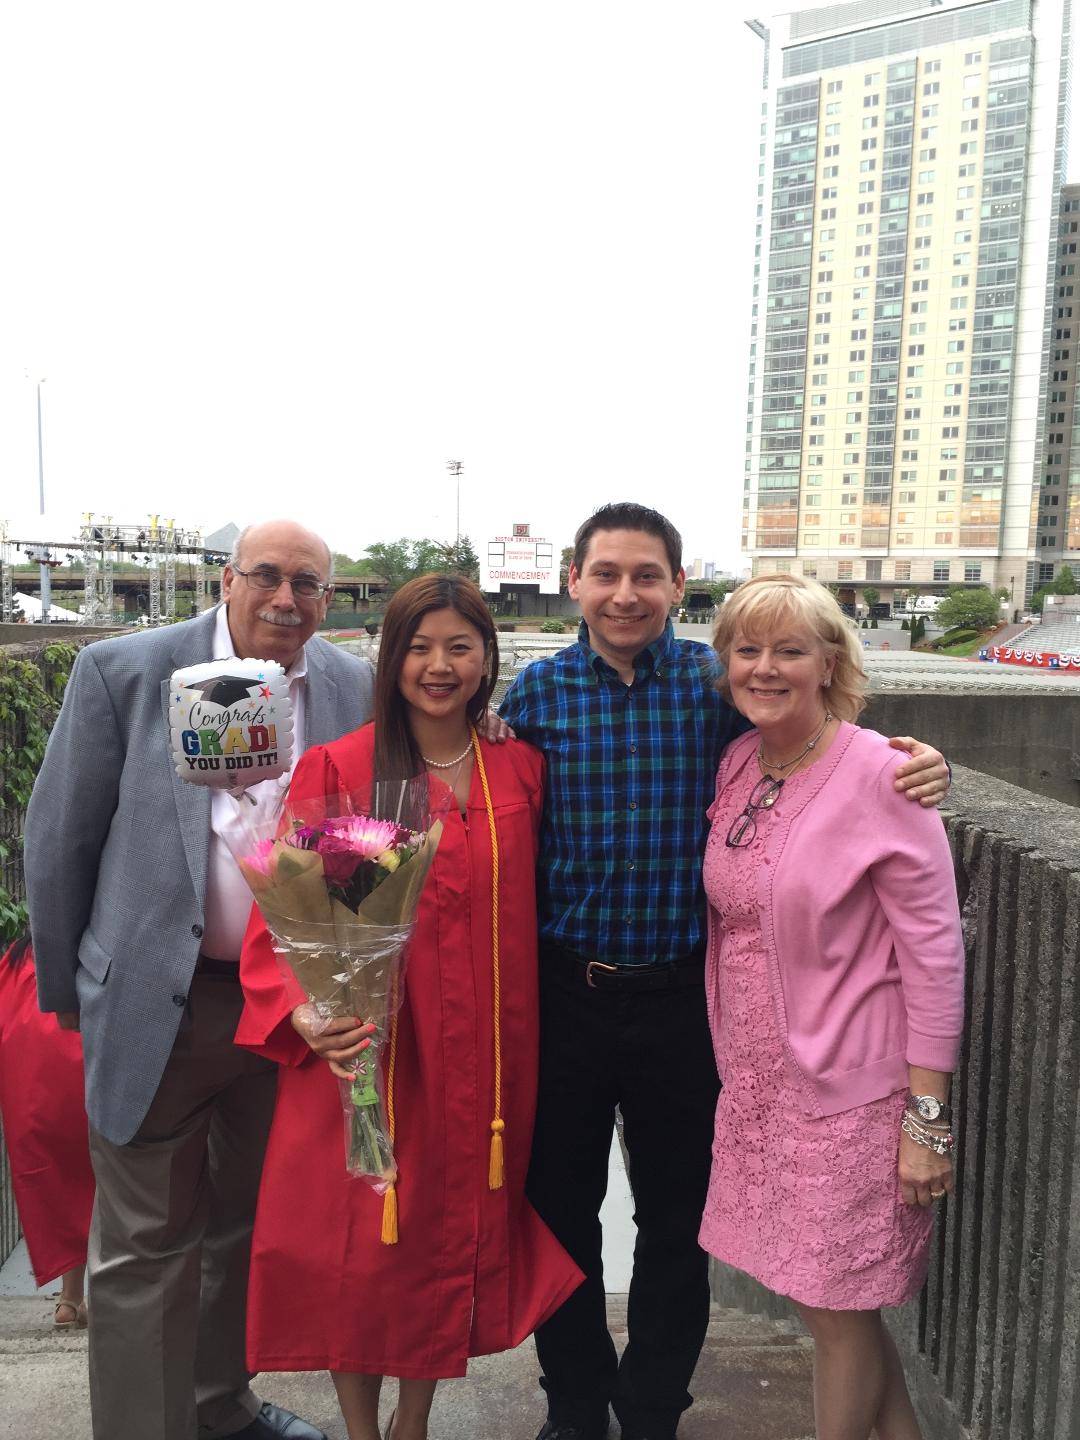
xmin=526 ymin=946 xmax=720 ymax=1440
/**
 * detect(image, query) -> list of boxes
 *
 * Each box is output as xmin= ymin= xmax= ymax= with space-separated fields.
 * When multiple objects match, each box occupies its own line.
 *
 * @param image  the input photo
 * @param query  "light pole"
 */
xmin=35 ymin=378 xmax=52 ymax=621
xmin=446 ymin=460 xmax=464 ymax=553
xmin=37 ymin=379 xmax=46 ymax=515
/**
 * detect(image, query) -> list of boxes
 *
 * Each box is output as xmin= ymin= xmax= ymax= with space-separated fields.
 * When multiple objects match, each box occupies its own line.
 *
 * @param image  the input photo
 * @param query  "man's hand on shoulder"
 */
xmin=479 ymin=709 xmax=514 ymax=743
xmin=888 ymin=736 xmax=950 ymax=808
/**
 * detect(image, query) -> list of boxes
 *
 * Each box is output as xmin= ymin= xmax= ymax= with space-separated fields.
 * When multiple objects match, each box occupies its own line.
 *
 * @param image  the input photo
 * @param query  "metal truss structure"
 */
xmin=78 ymin=516 xmax=207 ymax=624
xmin=0 ymin=522 xmax=12 ymax=622
xmin=0 ymin=517 xmax=218 ymax=626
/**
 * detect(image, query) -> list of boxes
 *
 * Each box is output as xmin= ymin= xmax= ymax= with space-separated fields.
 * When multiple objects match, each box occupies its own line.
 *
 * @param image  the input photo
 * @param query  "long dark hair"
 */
xmin=373 ymin=574 xmax=499 ymax=782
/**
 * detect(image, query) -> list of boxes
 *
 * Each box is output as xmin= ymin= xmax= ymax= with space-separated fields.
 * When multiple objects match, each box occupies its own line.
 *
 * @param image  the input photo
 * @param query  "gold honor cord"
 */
xmin=380 ymin=724 xmax=504 ymax=1246
xmin=471 ymin=727 xmax=505 ymax=1191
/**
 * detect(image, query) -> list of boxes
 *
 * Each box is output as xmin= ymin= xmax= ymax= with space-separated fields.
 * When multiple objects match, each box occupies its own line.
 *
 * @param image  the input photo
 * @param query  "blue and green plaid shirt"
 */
xmin=499 ymin=621 xmax=750 ymax=965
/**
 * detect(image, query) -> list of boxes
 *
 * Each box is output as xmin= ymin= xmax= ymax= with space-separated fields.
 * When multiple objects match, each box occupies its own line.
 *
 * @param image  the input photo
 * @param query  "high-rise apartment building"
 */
xmin=742 ymin=0 xmax=1072 ymax=612
xmin=1052 ymin=182 xmax=1080 ymax=569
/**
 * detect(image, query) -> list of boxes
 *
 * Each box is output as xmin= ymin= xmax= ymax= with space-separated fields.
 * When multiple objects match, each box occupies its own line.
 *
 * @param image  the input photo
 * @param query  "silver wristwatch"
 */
xmin=906 ymin=1093 xmax=951 ymax=1125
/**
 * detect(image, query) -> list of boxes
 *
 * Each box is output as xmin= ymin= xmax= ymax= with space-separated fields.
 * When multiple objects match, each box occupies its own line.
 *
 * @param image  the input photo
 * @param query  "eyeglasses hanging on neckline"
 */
xmin=725 ymin=774 xmax=785 ymax=848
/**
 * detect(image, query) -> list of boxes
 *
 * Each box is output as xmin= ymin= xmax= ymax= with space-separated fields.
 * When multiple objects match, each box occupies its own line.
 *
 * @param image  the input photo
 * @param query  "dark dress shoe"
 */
xmin=535 ymin=1421 xmax=610 ymax=1440
xmin=230 ymin=1402 xmax=328 ymax=1440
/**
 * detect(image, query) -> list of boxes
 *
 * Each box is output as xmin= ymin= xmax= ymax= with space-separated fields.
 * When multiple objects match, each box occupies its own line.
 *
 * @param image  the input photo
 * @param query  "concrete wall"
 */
xmin=861 ymin=690 xmax=1080 ymax=807
xmin=711 ymin=764 xmax=1080 ymax=1440
xmin=0 ymin=623 xmax=120 ymax=647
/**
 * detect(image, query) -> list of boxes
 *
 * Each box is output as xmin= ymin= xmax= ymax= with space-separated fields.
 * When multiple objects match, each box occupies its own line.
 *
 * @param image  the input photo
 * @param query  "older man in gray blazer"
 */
xmin=25 ymin=519 xmax=374 ymax=1440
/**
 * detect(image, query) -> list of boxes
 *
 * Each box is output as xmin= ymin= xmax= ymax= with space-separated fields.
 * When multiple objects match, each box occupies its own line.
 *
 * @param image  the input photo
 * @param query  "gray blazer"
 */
xmin=24 ymin=606 xmax=375 ymax=1144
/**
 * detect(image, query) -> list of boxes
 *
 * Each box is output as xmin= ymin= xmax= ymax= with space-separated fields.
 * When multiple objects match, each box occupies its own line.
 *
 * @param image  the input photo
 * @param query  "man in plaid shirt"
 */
xmin=500 ymin=502 xmax=949 ymax=1440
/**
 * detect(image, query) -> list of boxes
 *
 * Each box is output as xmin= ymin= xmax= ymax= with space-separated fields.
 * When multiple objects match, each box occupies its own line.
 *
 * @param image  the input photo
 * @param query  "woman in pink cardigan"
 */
xmin=699 ymin=574 xmax=964 ymax=1440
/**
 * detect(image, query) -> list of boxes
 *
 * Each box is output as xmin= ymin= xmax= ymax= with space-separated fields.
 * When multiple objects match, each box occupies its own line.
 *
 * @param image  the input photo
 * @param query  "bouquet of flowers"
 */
xmin=228 ymin=778 xmax=447 ymax=1212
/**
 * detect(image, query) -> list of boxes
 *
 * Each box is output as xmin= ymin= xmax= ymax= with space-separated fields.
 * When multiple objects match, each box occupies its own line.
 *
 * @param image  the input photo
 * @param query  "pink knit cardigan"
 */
xmin=705 ymin=722 xmax=965 ymax=1118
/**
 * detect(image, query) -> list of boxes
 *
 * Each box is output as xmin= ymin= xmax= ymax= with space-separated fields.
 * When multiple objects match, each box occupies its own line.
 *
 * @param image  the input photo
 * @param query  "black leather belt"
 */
xmin=540 ymin=941 xmax=706 ymax=992
xmin=195 ymin=955 xmax=241 ymax=980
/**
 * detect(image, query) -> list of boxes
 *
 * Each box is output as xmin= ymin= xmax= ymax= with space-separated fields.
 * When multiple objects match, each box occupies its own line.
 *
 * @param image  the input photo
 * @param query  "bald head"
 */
xmin=231 ymin=520 xmax=333 ymax=579
xmin=221 ymin=519 xmax=334 ymax=667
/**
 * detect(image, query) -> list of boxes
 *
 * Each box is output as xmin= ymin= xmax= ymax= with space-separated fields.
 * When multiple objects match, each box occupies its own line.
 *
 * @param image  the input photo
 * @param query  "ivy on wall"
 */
xmin=0 ymin=642 xmax=77 ymax=942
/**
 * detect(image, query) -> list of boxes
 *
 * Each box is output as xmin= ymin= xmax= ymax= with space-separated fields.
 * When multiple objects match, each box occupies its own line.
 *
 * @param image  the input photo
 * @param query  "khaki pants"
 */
xmin=87 ymin=973 xmax=277 ymax=1440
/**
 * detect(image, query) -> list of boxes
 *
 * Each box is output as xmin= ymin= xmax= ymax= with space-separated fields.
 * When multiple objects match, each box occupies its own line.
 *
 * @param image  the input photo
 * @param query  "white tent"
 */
xmin=12 ymin=591 xmax=81 ymax=622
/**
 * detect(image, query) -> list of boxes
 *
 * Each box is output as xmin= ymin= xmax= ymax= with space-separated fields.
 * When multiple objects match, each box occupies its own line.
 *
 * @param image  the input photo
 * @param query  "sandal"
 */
xmin=54 ymin=1298 xmax=88 ymax=1330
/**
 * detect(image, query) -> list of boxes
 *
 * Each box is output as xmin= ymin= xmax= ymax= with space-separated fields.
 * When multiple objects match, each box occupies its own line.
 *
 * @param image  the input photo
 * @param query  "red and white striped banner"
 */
xmin=979 ymin=646 xmax=1080 ymax=670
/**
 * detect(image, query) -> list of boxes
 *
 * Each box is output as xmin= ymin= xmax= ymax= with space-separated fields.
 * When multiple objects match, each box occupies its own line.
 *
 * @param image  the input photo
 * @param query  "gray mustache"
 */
xmin=257 ymin=611 xmax=303 ymax=628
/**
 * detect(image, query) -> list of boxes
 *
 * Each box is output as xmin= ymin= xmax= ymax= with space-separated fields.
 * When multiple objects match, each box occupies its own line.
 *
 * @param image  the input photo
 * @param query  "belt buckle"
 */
xmin=585 ymin=960 xmax=620 ymax=988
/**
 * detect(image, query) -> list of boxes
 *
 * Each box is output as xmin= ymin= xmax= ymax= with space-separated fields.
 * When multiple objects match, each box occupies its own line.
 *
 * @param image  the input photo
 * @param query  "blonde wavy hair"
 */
xmin=713 ymin=574 xmax=868 ymax=722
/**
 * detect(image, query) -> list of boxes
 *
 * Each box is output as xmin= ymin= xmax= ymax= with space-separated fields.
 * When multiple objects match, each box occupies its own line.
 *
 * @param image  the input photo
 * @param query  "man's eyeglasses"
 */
xmin=231 ymin=565 xmax=331 ymax=599
xmin=725 ymin=775 xmax=784 ymax=848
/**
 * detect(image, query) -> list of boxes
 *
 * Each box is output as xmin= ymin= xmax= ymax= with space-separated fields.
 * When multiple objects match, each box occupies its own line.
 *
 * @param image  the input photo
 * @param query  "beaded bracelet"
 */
xmin=901 ymin=1112 xmax=955 ymax=1156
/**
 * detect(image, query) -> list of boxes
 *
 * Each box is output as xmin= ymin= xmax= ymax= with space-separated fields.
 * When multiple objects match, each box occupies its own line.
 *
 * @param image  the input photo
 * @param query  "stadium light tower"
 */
xmin=446 ymin=460 xmax=464 ymax=548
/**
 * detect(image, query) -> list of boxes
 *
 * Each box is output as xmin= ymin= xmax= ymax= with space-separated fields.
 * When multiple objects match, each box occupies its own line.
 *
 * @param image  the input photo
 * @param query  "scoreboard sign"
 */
xmin=482 ymin=523 xmax=559 ymax=595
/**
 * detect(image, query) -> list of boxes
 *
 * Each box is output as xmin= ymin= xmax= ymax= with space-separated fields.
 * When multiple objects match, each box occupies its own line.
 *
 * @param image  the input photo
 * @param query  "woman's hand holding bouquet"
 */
xmin=291 ymin=1008 xmax=375 ymax=1080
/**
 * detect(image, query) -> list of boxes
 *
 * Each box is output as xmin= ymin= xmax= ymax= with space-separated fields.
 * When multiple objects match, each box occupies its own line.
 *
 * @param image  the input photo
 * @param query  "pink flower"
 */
xmin=321 ymin=816 xmax=406 ymax=860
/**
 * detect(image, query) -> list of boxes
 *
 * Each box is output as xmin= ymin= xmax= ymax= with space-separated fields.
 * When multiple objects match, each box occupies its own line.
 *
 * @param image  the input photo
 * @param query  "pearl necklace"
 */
xmin=758 ymin=711 xmax=833 ymax=776
xmin=420 ymin=740 xmax=474 ymax=769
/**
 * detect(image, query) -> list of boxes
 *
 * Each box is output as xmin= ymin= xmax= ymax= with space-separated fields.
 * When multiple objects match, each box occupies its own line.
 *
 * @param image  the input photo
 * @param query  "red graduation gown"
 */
xmin=0 ymin=944 xmax=93 ymax=1286
xmin=236 ymin=726 xmax=582 ymax=1378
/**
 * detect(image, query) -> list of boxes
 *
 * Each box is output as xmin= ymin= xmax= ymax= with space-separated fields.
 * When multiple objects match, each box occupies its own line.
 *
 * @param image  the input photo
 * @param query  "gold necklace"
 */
xmin=758 ymin=711 xmax=833 ymax=775
xmin=420 ymin=741 xmax=473 ymax=769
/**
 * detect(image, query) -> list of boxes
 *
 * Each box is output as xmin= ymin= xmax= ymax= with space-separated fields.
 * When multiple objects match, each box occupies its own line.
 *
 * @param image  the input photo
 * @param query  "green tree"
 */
xmin=1029 ymin=565 xmax=1078 ymax=614
xmin=434 ymin=535 xmax=480 ymax=581
xmin=933 ymin=586 xmax=1000 ymax=631
xmin=560 ymin=546 xmax=574 ymax=590
xmin=861 ymin=586 xmax=880 ymax=612
xmin=363 ymin=535 xmax=480 ymax=593
xmin=363 ymin=539 xmax=447 ymax=592
xmin=708 ymin=580 xmax=734 ymax=606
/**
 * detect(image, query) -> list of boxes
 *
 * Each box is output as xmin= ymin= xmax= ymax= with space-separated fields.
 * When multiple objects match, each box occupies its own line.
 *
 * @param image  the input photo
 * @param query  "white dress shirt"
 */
xmin=199 ymin=605 xmax=309 ymax=961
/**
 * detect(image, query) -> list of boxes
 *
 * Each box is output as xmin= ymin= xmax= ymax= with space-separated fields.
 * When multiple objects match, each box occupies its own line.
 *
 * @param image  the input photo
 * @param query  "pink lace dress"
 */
xmin=698 ymin=762 xmax=932 ymax=1310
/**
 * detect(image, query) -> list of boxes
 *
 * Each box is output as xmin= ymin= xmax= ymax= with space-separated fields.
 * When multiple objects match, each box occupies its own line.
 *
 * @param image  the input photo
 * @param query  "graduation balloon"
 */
xmin=168 ymin=659 xmax=294 ymax=789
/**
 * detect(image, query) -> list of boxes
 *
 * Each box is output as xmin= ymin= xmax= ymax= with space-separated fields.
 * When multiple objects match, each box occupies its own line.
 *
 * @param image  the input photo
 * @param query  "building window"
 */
xmin=933 ymin=562 xmax=951 ymax=582
xmin=964 ymin=562 xmax=983 ymax=582
xmin=837 ymin=561 xmax=854 ymax=579
xmin=894 ymin=561 xmax=911 ymax=581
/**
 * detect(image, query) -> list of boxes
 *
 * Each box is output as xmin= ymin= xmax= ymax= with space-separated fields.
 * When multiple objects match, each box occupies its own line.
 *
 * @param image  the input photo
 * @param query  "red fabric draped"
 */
xmin=0 ymin=944 xmax=93 ymax=1286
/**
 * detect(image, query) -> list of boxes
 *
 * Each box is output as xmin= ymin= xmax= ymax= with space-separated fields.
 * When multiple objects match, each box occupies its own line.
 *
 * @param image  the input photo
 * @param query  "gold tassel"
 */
xmin=381 ymin=1182 xmax=399 ymax=1245
xmin=489 ymin=1118 xmax=505 ymax=1191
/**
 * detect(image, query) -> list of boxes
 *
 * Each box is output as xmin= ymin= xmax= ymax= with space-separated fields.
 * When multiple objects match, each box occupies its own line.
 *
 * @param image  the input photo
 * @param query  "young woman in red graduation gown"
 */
xmin=237 ymin=575 xmax=581 ymax=1440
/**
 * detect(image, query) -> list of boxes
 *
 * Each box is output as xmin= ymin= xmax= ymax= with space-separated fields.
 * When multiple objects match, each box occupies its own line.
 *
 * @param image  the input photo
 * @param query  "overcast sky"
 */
xmin=0 ymin=5 xmax=1074 ymax=574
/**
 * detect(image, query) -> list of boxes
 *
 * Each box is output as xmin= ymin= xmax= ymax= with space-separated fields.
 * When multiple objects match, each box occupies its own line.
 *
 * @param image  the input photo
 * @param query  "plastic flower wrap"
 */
xmin=228 ymin=778 xmax=448 ymax=1201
